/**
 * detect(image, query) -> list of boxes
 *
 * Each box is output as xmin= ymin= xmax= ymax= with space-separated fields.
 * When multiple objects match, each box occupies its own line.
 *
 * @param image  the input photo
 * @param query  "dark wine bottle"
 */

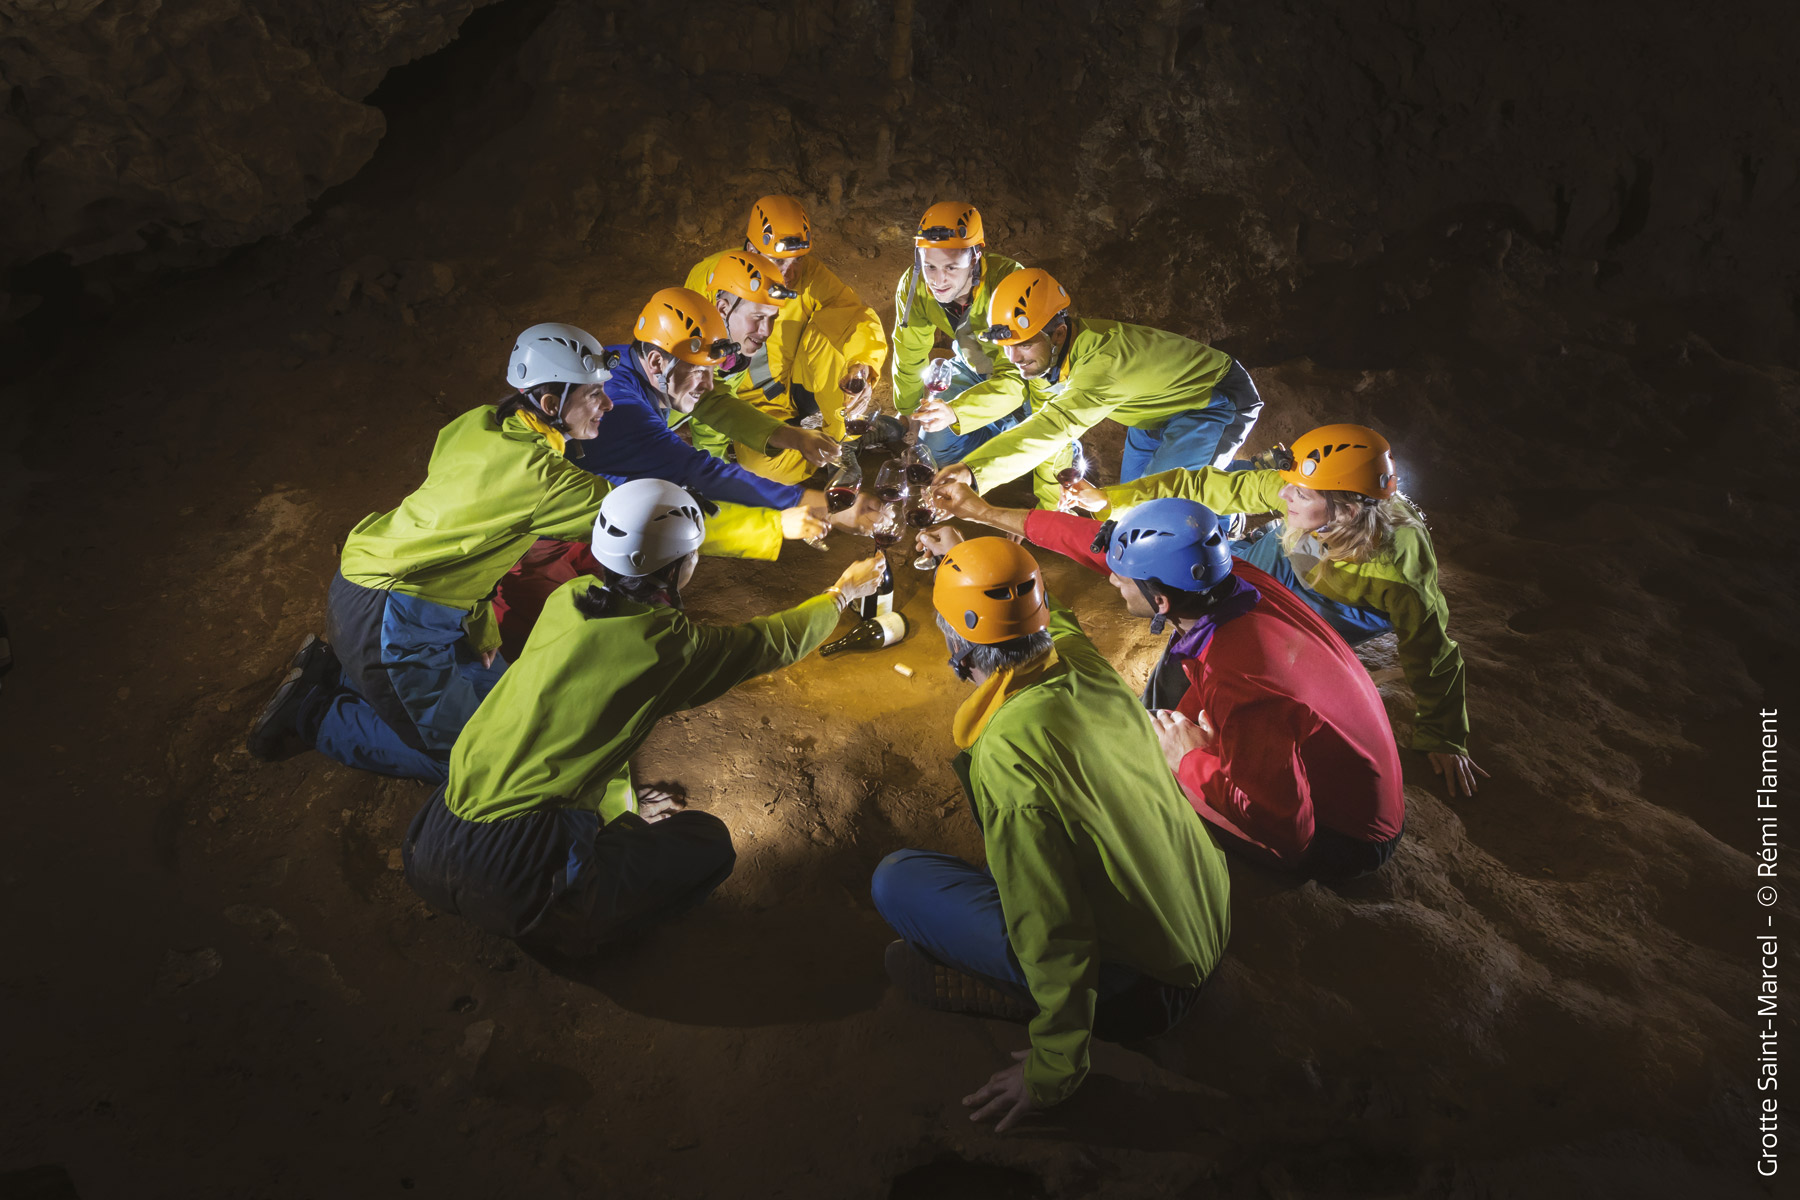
xmin=819 ymin=612 xmax=907 ymax=657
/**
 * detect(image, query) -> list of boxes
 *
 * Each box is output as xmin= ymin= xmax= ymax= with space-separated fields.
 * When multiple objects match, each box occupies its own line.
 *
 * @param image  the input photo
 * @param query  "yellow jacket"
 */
xmin=685 ymin=251 xmax=887 ymax=411
xmin=1103 ymin=466 xmax=1470 ymax=755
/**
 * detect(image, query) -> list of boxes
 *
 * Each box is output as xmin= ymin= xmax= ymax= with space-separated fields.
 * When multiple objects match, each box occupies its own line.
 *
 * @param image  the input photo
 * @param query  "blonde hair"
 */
xmin=1281 ymin=490 xmax=1423 ymax=564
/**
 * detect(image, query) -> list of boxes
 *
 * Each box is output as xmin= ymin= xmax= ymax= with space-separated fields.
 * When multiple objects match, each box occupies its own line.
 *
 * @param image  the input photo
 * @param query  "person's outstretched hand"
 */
xmin=964 ymin=1050 xmax=1036 ymax=1134
xmin=779 ymin=504 xmax=828 ymax=541
xmin=1150 ymin=708 xmax=1215 ymax=775
xmin=927 ymin=479 xmax=983 ymax=523
xmin=1427 ymin=751 xmax=1489 ymax=799
xmin=915 ymin=525 xmax=965 ymax=557
xmin=831 ymin=554 xmax=888 ymax=604
xmin=914 ymin=394 xmax=956 ymax=432
xmin=1061 ymin=479 xmax=1108 ymax=513
xmin=771 ymin=426 xmax=841 ymax=468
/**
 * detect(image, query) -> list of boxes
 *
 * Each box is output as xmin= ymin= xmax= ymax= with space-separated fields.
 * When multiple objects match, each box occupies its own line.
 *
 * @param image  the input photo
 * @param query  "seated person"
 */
xmin=872 ymin=537 xmax=1230 ymax=1132
xmin=925 ymin=486 xmax=1407 ymax=880
xmin=403 ymin=479 xmax=886 ymax=954
xmin=924 ymin=267 xmax=1263 ymax=508
xmin=247 ymin=323 xmax=804 ymax=782
xmin=680 ymin=250 xmax=841 ymax=474
xmin=889 ymin=201 xmax=1028 ymax=465
xmin=685 ymin=194 xmax=888 ymax=483
xmin=1068 ymin=423 xmax=1485 ymax=798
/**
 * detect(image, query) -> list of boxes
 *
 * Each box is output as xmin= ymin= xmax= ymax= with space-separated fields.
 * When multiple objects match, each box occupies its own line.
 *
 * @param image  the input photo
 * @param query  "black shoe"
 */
xmin=247 ymin=634 xmax=336 ymax=760
xmin=883 ymin=940 xmax=1037 ymax=1022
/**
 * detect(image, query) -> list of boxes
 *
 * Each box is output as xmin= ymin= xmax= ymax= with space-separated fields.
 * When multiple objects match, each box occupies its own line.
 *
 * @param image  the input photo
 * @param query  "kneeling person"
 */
xmin=926 ymin=485 xmax=1406 ymax=879
xmin=404 ymin=479 xmax=885 ymax=954
xmin=872 ymin=538 xmax=1230 ymax=1131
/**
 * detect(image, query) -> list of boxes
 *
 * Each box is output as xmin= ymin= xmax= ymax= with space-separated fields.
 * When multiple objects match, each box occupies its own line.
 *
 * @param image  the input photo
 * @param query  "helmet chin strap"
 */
xmin=1134 ymin=578 xmax=1169 ymax=636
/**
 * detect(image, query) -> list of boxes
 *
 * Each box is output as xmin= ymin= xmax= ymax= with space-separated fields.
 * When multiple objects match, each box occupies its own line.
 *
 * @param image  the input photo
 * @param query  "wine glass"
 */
xmin=872 ymin=459 xmax=909 ymax=505
xmin=869 ymin=500 xmax=905 ymax=550
xmin=1056 ymin=438 xmax=1090 ymax=511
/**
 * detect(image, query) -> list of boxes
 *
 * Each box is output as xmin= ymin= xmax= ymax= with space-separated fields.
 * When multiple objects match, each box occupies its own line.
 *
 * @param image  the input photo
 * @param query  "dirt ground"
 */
xmin=2 ymin=2 xmax=1797 ymax=1197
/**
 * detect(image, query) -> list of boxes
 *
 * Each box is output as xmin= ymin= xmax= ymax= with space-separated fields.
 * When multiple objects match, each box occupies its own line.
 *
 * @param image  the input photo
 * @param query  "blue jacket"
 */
xmin=569 ymin=345 xmax=805 ymax=509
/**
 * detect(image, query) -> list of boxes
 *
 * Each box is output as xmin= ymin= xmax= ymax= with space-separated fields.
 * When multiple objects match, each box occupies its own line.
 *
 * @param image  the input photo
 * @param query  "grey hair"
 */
xmin=936 ymin=613 xmax=1054 ymax=677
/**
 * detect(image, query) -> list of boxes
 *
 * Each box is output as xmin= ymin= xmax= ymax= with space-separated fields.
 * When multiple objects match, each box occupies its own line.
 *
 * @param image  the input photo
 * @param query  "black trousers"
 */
xmin=404 ymin=785 xmax=736 ymax=956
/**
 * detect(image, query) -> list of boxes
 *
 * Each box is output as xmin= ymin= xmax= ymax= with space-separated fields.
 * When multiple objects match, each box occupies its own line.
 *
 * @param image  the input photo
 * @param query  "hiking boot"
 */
xmin=883 ymin=940 xmax=1037 ymax=1023
xmin=247 ymin=634 xmax=337 ymax=760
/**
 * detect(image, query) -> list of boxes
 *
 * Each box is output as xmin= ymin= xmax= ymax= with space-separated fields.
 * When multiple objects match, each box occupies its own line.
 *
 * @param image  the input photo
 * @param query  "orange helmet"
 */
xmin=634 ymin=287 xmax=737 ymax=366
xmin=1280 ymin=424 xmax=1399 ymax=500
xmin=933 ymin=537 xmax=1050 ymax=645
xmin=746 ymin=195 xmax=811 ymax=258
xmin=705 ymin=250 xmax=798 ymax=304
xmin=915 ymin=201 xmax=984 ymax=248
xmin=981 ymin=267 xmax=1070 ymax=345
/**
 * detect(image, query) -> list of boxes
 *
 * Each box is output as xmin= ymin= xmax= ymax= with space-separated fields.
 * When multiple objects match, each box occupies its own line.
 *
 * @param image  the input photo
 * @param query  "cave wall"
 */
xmin=3 ymin=0 xmax=1794 ymax=357
xmin=0 ymin=0 xmax=489 ymax=314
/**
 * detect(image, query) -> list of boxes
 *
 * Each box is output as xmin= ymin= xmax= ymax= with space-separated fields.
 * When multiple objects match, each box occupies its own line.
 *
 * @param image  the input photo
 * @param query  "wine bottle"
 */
xmin=857 ymin=558 xmax=895 ymax=619
xmin=819 ymin=611 xmax=907 ymax=657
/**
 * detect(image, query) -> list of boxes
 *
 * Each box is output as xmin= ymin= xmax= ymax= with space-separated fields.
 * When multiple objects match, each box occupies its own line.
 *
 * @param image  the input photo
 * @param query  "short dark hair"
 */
xmin=571 ymin=563 xmax=684 ymax=619
xmin=935 ymin=614 xmax=1053 ymax=676
xmin=1141 ymin=574 xmax=1237 ymax=621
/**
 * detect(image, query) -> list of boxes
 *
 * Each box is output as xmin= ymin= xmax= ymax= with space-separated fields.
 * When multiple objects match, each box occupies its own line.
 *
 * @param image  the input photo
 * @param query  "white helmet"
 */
xmin=591 ymin=479 xmax=708 ymax=576
xmin=508 ymin=322 xmax=611 ymax=390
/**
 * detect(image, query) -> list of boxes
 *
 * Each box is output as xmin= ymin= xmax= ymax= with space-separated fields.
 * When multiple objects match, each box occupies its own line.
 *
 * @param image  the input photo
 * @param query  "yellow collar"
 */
xmin=950 ymin=646 xmax=1060 ymax=750
xmin=516 ymin=408 xmax=567 ymax=457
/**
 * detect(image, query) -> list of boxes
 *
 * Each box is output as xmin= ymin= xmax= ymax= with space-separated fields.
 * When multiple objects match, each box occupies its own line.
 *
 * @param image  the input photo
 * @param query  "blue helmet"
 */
xmin=1102 ymin=498 xmax=1232 ymax=595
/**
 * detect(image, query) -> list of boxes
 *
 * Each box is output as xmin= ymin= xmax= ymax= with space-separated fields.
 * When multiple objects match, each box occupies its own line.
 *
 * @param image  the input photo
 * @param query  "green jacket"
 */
xmin=447 ymin=583 xmax=842 ymax=823
xmin=1104 ymin=466 xmax=1470 ymax=755
xmin=889 ymin=252 xmax=1023 ymax=412
xmin=962 ymin=599 xmax=1231 ymax=1108
xmin=338 ymin=407 xmax=785 ymax=651
xmin=954 ymin=318 xmax=1235 ymax=492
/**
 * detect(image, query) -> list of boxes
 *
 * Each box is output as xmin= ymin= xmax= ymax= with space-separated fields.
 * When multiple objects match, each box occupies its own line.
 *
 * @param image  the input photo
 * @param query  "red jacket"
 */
xmin=1025 ymin=510 xmax=1405 ymax=863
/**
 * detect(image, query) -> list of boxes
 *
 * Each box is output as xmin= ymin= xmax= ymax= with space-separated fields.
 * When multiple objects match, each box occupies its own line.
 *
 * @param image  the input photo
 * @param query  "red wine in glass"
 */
xmin=905 ymin=463 xmax=934 ymax=486
xmin=1057 ymin=466 xmax=1082 ymax=485
xmin=875 ymin=485 xmax=904 ymax=502
xmin=827 ymin=487 xmax=858 ymax=513
xmin=844 ymin=417 xmax=871 ymax=436
xmin=843 ymin=376 xmax=867 ymax=396
xmin=871 ymin=529 xmax=900 ymax=548
xmin=905 ymin=506 xmax=933 ymax=527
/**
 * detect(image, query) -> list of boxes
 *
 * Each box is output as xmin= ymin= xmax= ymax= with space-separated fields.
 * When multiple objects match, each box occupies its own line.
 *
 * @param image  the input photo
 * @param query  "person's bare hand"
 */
xmin=964 ymin=1050 xmax=1036 ymax=1134
xmin=916 ymin=525 xmax=965 ymax=557
xmin=927 ymin=479 xmax=984 ymax=523
xmin=637 ymin=783 xmax=687 ymax=824
xmin=780 ymin=504 xmax=828 ymax=541
xmin=1062 ymin=479 xmax=1108 ymax=513
xmin=829 ymin=491 xmax=882 ymax=533
xmin=771 ymin=426 xmax=841 ymax=468
xmin=1150 ymin=708 xmax=1215 ymax=774
xmin=930 ymin=463 xmax=976 ymax=495
xmin=1427 ymin=751 xmax=1489 ymax=799
xmin=480 ymin=647 xmax=501 ymax=670
xmin=832 ymin=554 xmax=888 ymax=603
xmin=914 ymin=394 xmax=956 ymax=432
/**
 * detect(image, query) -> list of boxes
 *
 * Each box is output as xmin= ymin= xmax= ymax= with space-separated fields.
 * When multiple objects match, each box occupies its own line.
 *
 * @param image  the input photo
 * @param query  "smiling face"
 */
xmin=660 ymin=356 xmax=715 ymax=413
xmin=718 ymin=295 xmax=780 ymax=355
xmin=1004 ymin=321 xmax=1066 ymax=379
xmin=545 ymin=382 xmax=611 ymax=440
xmin=920 ymin=246 xmax=978 ymax=304
xmin=1279 ymin=482 xmax=1331 ymax=531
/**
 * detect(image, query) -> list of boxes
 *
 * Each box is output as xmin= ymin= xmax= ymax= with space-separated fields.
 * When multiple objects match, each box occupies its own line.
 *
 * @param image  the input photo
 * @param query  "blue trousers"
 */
xmin=1230 ymin=529 xmax=1395 ymax=646
xmin=922 ymin=389 xmax=1033 ymax=465
xmin=298 ymin=574 xmax=507 ymax=781
xmin=871 ymin=849 xmax=1143 ymax=999
xmin=1118 ymin=359 xmax=1263 ymax=482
